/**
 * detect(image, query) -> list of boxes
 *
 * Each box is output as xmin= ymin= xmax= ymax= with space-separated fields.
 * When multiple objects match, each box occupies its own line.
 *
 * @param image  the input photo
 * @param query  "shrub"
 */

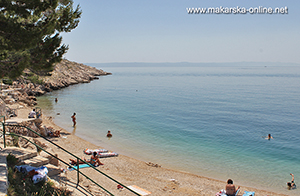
xmin=6 ymin=154 xmax=71 ymax=196
xmin=27 ymin=75 xmax=44 ymax=85
xmin=2 ymin=78 xmax=13 ymax=85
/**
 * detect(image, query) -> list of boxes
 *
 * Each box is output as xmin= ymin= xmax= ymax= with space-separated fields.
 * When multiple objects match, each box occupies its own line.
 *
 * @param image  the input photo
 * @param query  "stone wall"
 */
xmin=0 ymin=99 xmax=5 ymax=118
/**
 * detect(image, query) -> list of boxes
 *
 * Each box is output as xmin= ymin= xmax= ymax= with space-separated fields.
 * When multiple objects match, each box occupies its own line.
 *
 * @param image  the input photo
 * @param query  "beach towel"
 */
xmin=68 ymin=163 xmax=100 ymax=171
xmin=68 ymin=164 xmax=91 ymax=171
xmin=15 ymin=165 xmax=48 ymax=184
xmin=243 ymin=191 xmax=255 ymax=196
xmin=84 ymin=148 xmax=108 ymax=155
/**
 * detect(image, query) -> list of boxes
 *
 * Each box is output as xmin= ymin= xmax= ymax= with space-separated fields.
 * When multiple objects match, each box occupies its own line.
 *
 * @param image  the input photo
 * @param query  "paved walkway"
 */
xmin=0 ymin=147 xmax=8 ymax=196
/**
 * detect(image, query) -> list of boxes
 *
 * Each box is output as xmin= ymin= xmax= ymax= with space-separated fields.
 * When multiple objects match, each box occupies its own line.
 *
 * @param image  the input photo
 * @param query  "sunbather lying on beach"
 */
xmin=44 ymin=126 xmax=60 ymax=137
xmin=48 ymin=130 xmax=60 ymax=137
xmin=70 ymin=152 xmax=104 ymax=166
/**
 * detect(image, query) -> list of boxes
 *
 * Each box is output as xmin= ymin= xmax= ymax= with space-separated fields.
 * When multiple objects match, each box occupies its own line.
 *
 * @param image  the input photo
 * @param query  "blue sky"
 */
xmin=62 ymin=0 xmax=300 ymax=64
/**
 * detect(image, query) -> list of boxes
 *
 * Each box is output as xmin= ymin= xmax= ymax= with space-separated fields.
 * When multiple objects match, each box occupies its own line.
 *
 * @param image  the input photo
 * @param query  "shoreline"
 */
xmin=1 ymin=61 xmax=293 ymax=195
xmin=18 ymin=104 xmax=286 ymax=196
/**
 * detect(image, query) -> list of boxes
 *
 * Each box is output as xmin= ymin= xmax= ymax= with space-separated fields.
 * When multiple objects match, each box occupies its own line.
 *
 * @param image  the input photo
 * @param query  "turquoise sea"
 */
xmin=37 ymin=63 xmax=300 ymax=195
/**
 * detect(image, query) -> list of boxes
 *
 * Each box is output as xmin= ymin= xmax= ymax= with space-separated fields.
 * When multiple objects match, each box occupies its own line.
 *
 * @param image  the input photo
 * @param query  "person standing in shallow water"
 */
xmin=287 ymin=173 xmax=296 ymax=190
xmin=71 ymin=113 xmax=76 ymax=127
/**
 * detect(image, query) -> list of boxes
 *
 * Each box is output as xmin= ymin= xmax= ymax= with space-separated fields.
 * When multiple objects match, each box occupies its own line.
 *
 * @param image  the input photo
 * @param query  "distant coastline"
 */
xmin=86 ymin=61 xmax=300 ymax=68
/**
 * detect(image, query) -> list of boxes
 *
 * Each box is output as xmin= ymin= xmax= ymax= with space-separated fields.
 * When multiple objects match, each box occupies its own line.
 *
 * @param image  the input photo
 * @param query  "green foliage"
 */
xmin=6 ymin=153 xmax=19 ymax=167
xmin=10 ymin=135 xmax=19 ymax=147
xmin=28 ymin=75 xmax=44 ymax=85
xmin=7 ymin=154 xmax=71 ymax=196
xmin=1 ymin=78 xmax=13 ymax=85
xmin=0 ymin=0 xmax=82 ymax=79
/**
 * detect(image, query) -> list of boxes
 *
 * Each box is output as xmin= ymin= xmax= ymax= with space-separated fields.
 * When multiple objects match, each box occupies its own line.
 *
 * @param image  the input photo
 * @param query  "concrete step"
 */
xmin=2 ymin=147 xmax=37 ymax=161
xmin=23 ymin=155 xmax=49 ymax=167
xmin=45 ymin=163 xmax=61 ymax=177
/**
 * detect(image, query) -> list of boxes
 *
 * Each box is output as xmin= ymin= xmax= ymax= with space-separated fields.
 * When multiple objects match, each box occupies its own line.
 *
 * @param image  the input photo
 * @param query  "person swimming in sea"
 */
xmin=262 ymin=134 xmax=273 ymax=140
xmin=267 ymin=134 xmax=273 ymax=140
xmin=107 ymin=130 xmax=112 ymax=138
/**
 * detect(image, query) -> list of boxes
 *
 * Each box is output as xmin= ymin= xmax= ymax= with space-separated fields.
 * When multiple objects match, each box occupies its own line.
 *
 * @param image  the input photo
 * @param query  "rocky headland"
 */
xmin=0 ymin=59 xmax=111 ymax=107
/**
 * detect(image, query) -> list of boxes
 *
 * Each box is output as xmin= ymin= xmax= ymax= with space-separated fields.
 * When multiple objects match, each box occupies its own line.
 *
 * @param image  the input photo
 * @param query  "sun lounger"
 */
xmin=98 ymin=152 xmax=118 ymax=158
xmin=84 ymin=148 xmax=108 ymax=155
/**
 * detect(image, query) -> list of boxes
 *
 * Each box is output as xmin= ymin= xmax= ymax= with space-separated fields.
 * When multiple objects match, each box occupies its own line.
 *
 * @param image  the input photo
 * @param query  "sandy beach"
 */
xmin=5 ymin=104 xmax=287 ymax=196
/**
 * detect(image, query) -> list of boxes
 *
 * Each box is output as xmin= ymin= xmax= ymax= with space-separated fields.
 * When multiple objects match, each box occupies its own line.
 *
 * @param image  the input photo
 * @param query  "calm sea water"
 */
xmin=37 ymin=63 xmax=300 ymax=195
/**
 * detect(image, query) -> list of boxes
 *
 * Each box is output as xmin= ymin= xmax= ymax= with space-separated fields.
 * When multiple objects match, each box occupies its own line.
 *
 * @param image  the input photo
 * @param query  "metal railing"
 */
xmin=0 ymin=116 xmax=141 ymax=196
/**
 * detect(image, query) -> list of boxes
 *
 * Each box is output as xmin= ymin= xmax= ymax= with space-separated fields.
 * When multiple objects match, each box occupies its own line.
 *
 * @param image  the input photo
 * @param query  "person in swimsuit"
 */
xmin=225 ymin=179 xmax=240 ymax=196
xmin=71 ymin=113 xmax=76 ymax=127
xmin=69 ymin=152 xmax=103 ymax=166
xmin=287 ymin=173 xmax=296 ymax=190
xmin=88 ymin=152 xmax=103 ymax=166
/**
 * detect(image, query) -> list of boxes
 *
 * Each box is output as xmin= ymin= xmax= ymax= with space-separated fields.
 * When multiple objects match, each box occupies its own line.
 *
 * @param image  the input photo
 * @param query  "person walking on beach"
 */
xmin=287 ymin=173 xmax=296 ymax=190
xmin=225 ymin=179 xmax=240 ymax=196
xmin=71 ymin=113 xmax=76 ymax=127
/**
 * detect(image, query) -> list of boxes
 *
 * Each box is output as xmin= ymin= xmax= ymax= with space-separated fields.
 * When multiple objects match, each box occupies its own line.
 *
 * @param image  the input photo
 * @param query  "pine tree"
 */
xmin=0 ymin=0 xmax=81 ymax=78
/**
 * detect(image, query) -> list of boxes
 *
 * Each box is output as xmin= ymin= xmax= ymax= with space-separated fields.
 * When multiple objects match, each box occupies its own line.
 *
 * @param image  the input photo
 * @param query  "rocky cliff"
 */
xmin=1 ymin=59 xmax=111 ymax=106
xmin=42 ymin=59 xmax=111 ymax=91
